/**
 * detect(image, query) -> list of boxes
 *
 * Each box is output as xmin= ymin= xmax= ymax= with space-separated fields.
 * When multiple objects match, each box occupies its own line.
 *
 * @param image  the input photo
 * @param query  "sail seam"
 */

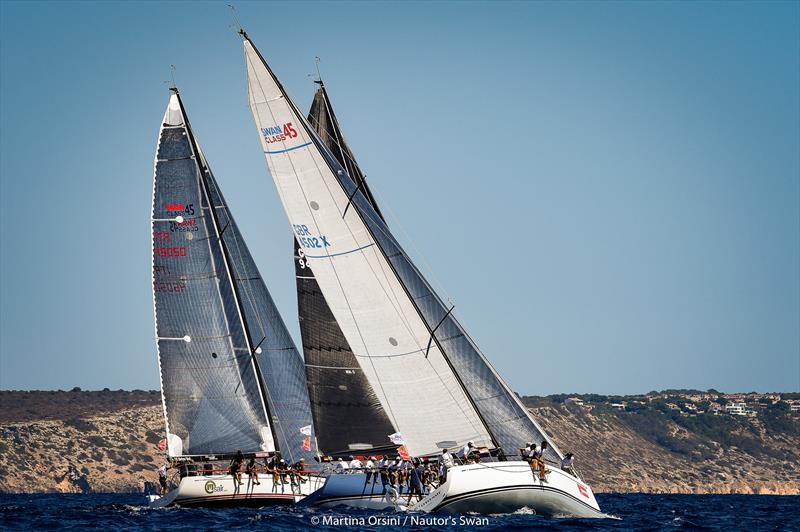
xmin=264 ymin=142 xmax=311 ymax=154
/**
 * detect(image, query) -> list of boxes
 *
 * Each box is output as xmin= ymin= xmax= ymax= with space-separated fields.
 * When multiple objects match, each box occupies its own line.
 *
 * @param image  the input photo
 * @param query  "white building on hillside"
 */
xmin=725 ymin=402 xmax=750 ymax=416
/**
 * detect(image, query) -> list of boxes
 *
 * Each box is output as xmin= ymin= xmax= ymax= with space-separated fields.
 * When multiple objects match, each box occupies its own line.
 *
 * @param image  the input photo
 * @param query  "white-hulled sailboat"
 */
xmin=239 ymin=30 xmax=603 ymax=517
xmin=148 ymin=89 xmax=324 ymax=507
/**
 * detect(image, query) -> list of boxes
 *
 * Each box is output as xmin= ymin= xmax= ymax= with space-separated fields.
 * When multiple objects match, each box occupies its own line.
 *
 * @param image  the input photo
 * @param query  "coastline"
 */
xmin=1 ymin=391 xmax=797 ymax=496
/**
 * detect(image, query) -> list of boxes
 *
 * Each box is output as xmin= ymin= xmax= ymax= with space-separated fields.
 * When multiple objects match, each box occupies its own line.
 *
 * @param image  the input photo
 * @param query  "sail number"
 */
xmin=262 ymin=122 xmax=298 ymax=144
xmin=293 ymin=224 xmax=330 ymax=250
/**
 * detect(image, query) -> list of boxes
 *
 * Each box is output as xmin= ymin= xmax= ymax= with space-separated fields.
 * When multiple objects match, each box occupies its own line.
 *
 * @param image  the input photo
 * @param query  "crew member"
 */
xmin=349 ymin=455 xmax=362 ymax=470
xmin=561 ymin=453 xmax=575 ymax=476
xmin=457 ymin=441 xmax=475 ymax=463
xmin=439 ymin=448 xmax=454 ymax=483
xmin=364 ymin=456 xmax=376 ymax=483
xmin=293 ymin=458 xmax=307 ymax=484
xmin=157 ymin=463 xmax=169 ymax=495
xmin=229 ymin=450 xmax=244 ymax=485
xmin=246 ymin=457 xmax=260 ymax=485
xmin=409 ymin=460 xmax=425 ymax=501
xmin=527 ymin=441 xmax=548 ymax=481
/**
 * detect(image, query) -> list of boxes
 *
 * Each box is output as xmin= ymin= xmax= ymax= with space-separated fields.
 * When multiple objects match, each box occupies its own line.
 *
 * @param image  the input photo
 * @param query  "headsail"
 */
xmin=297 ymin=84 xmax=395 ymax=456
xmin=151 ymin=90 xmax=315 ymax=463
xmin=243 ymin=33 xmax=560 ymax=461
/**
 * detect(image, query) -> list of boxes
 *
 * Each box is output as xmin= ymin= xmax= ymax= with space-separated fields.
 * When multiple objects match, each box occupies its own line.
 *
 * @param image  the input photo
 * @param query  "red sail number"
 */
xmin=283 ymin=122 xmax=298 ymax=138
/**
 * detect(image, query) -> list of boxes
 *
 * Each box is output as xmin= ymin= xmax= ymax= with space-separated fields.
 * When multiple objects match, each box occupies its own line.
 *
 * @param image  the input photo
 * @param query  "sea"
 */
xmin=1 ymin=493 xmax=798 ymax=531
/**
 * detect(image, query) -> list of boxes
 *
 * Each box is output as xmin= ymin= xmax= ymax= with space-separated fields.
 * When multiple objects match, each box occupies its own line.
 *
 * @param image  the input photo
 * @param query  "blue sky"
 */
xmin=1 ymin=1 xmax=798 ymax=395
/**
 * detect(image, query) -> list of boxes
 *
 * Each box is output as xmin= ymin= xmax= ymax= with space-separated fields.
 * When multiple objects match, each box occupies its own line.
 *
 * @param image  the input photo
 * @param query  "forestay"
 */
xmin=245 ymin=38 xmax=492 ymax=457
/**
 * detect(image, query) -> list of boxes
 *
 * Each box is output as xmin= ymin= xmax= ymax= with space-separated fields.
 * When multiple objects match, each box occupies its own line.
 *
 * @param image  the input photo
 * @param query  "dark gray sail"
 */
xmin=151 ymin=91 xmax=314 ymax=462
xmin=296 ymin=85 xmax=395 ymax=455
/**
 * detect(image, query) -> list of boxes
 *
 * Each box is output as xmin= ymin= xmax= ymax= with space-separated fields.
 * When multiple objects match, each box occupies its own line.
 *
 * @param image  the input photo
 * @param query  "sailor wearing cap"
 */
xmin=457 ymin=441 xmax=475 ymax=463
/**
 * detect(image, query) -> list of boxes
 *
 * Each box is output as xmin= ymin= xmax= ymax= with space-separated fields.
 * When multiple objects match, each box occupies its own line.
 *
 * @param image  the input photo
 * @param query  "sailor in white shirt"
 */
xmin=348 ymin=455 xmax=362 ymax=470
xmin=364 ymin=457 xmax=376 ymax=482
xmin=440 ymin=449 xmax=453 ymax=467
xmin=527 ymin=440 xmax=549 ymax=481
xmin=560 ymin=453 xmax=575 ymax=476
xmin=457 ymin=441 xmax=475 ymax=462
xmin=439 ymin=448 xmax=454 ymax=482
xmin=336 ymin=457 xmax=349 ymax=472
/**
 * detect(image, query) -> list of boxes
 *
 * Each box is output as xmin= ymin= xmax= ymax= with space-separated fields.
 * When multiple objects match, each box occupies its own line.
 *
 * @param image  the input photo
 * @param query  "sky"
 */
xmin=0 ymin=1 xmax=798 ymax=396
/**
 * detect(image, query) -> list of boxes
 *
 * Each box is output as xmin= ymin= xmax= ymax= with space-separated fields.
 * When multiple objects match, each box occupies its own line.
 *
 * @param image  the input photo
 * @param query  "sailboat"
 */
xmin=148 ymin=88 xmax=324 ymax=508
xmin=240 ymin=30 xmax=603 ymax=517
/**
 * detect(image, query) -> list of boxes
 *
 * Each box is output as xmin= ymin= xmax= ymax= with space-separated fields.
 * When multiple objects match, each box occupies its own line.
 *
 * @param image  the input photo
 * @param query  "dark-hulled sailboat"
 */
xmin=148 ymin=89 xmax=323 ymax=507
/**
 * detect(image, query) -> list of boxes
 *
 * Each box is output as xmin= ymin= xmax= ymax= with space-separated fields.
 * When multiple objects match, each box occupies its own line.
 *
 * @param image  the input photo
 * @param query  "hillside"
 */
xmin=0 ymin=390 xmax=798 ymax=494
xmin=523 ymin=393 xmax=800 ymax=495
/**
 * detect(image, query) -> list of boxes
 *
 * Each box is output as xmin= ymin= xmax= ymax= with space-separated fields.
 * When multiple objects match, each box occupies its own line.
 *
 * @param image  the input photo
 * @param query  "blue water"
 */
xmin=1 ymin=493 xmax=798 ymax=530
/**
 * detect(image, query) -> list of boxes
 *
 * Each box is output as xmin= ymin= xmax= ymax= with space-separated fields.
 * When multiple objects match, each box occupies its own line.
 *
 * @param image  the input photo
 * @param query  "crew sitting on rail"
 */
xmin=348 ymin=455 xmax=362 ymax=469
xmin=526 ymin=440 xmax=548 ymax=481
xmin=229 ymin=450 xmax=244 ymax=485
xmin=335 ymin=457 xmax=349 ymax=472
xmin=292 ymin=458 xmax=307 ymax=484
xmin=560 ymin=453 xmax=576 ymax=476
xmin=364 ymin=456 xmax=376 ymax=482
xmin=278 ymin=458 xmax=289 ymax=483
xmin=246 ymin=457 xmax=261 ymax=485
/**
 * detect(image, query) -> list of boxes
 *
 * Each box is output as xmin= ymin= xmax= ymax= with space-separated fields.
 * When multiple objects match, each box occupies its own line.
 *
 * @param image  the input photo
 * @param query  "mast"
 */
xmin=242 ymin=33 xmax=502 ymax=452
xmin=171 ymin=86 xmax=279 ymax=453
xmin=301 ymin=80 xmax=397 ymax=456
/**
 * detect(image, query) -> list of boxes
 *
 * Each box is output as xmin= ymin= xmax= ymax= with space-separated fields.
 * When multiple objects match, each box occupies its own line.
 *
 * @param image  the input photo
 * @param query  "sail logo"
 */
xmin=169 ymin=219 xmax=199 ymax=233
xmin=577 ymin=484 xmax=589 ymax=498
xmin=293 ymin=223 xmax=330 ymax=250
xmin=262 ymin=122 xmax=298 ymax=144
xmin=203 ymin=480 xmax=224 ymax=494
xmin=165 ymin=203 xmax=195 ymax=216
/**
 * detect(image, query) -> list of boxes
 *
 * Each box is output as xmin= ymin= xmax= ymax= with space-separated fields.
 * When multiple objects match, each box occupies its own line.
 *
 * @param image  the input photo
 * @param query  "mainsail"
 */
xmin=243 ymin=33 xmax=560 ymax=462
xmin=297 ymin=83 xmax=395 ymax=456
xmin=151 ymin=90 xmax=314 ymax=463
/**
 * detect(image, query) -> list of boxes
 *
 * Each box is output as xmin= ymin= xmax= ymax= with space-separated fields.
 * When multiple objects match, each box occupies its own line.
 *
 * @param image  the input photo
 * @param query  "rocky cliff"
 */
xmin=0 ymin=390 xmax=797 ymax=494
xmin=530 ymin=403 xmax=799 ymax=495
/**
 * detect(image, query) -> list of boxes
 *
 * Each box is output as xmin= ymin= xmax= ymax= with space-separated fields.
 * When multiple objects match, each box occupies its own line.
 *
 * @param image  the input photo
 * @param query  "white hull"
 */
xmin=299 ymin=462 xmax=603 ymax=518
xmin=148 ymin=473 xmax=325 ymax=508
xmin=413 ymin=461 xmax=603 ymax=517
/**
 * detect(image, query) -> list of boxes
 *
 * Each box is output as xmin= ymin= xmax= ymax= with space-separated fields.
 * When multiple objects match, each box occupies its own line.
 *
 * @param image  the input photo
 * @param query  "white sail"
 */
xmin=244 ymin=40 xmax=492 ymax=457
